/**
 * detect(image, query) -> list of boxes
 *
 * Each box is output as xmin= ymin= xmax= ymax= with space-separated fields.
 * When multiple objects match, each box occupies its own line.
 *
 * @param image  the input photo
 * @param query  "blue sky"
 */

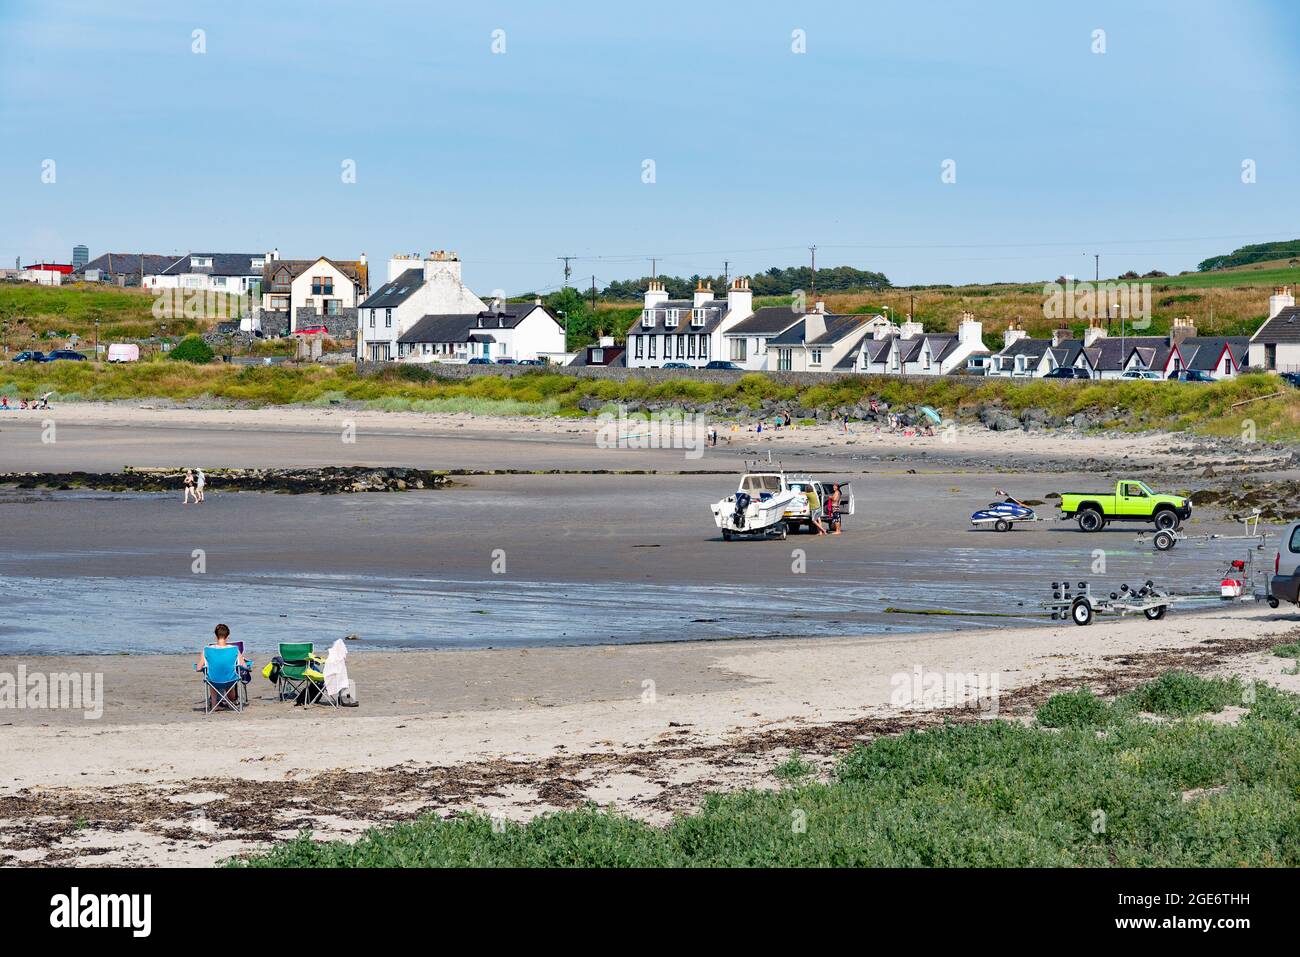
xmin=2 ymin=0 xmax=1297 ymax=294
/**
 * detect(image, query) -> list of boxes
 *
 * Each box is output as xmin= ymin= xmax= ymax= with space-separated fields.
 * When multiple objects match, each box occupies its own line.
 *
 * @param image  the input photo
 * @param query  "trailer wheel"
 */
xmin=994 ymin=518 xmax=1011 ymax=533
xmin=1144 ymin=604 xmax=1168 ymax=621
xmin=1070 ymin=597 xmax=1094 ymax=626
xmin=722 ymin=529 xmax=732 ymax=541
xmin=1077 ymin=509 xmax=1104 ymax=533
xmin=1153 ymin=509 xmax=1180 ymax=531
xmin=1153 ymin=530 xmax=1177 ymax=552
xmin=1268 ymin=596 xmax=1281 ymax=609
xmin=775 ymin=524 xmax=787 ymax=541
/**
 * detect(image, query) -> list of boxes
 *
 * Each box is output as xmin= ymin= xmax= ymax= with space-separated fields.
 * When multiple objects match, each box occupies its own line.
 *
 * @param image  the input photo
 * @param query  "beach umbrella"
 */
xmin=920 ymin=406 xmax=942 ymax=424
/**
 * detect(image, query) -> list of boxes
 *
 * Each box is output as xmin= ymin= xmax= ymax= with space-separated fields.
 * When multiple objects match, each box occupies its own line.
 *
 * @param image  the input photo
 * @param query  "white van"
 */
xmin=1268 ymin=521 xmax=1300 ymax=607
xmin=107 ymin=343 xmax=140 ymax=363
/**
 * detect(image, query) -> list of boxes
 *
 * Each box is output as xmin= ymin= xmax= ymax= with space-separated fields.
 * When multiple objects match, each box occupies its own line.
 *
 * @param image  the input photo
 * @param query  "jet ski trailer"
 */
xmin=970 ymin=489 xmax=1041 ymax=532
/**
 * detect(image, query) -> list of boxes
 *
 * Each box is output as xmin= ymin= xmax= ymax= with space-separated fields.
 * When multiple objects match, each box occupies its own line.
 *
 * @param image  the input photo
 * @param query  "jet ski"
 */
xmin=970 ymin=489 xmax=1039 ymax=532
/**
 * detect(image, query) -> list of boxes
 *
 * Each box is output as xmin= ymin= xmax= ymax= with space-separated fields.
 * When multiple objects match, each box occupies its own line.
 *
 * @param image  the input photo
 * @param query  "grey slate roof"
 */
xmin=396 ymin=305 xmax=558 ymax=344
xmin=769 ymin=314 xmax=869 ymax=347
xmin=1249 ymin=307 xmax=1300 ymax=343
xmin=78 ymin=253 xmax=185 ymax=277
xmin=359 ymin=269 xmax=425 ymax=309
xmin=638 ymin=300 xmax=727 ymax=336
xmin=262 ymin=257 xmax=368 ymax=288
xmin=724 ymin=306 xmax=804 ymax=336
xmin=159 ymin=253 xmax=263 ymax=277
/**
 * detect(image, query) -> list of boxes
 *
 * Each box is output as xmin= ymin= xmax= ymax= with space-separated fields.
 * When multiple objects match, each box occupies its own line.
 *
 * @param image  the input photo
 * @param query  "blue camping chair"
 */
xmin=197 ymin=644 xmax=250 ymax=715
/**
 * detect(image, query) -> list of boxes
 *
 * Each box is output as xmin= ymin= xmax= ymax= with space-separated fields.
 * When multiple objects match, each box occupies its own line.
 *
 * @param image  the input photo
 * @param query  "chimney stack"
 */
xmin=643 ymin=279 xmax=669 ymax=309
xmin=1003 ymin=319 xmax=1027 ymax=348
xmin=1169 ymin=315 xmax=1197 ymax=345
xmin=1052 ymin=326 xmax=1071 ymax=347
xmin=1083 ymin=321 xmax=1107 ymax=348
xmin=724 ymin=277 xmax=753 ymax=324
xmin=1269 ymin=285 xmax=1295 ymax=320
xmin=959 ymin=312 xmax=984 ymax=346
xmin=804 ymin=310 xmax=827 ymax=343
xmin=693 ymin=279 xmax=713 ymax=308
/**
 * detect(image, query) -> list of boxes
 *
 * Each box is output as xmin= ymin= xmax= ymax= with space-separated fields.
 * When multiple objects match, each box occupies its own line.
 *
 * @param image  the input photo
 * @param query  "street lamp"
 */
xmin=94 ymin=318 xmax=100 ymax=362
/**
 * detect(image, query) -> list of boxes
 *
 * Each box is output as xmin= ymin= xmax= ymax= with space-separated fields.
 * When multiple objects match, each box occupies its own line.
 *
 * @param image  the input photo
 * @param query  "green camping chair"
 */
xmin=276 ymin=642 xmax=323 ymax=703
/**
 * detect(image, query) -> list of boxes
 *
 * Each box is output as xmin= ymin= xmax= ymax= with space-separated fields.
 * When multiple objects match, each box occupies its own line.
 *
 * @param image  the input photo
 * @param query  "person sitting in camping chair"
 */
xmin=196 ymin=623 xmax=248 ymax=714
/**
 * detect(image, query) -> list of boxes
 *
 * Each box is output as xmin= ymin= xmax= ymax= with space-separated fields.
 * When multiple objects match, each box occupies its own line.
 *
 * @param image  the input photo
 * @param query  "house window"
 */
xmin=662 ymin=335 xmax=670 ymax=358
xmin=810 ymin=348 xmax=822 ymax=366
xmin=368 ymin=310 xmax=375 ymax=328
xmin=325 ymin=300 xmax=341 ymax=316
xmin=676 ymin=337 xmax=685 ymax=359
xmin=666 ymin=311 xmax=679 ymax=328
xmin=923 ymin=349 xmax=932 ymax=370
xmin=191 ymin=256 xmax=212 ymax=268
xmin=591 ymin=348 xmax=604 ymax=364
xmin=634 ymin=335 xmax=644 ymax=359
xmin=700 ymin=335 xmax=708 ymax=360
xmin=643 ymin=310 xmax=655 ymax=327
xmin=691 ymin=309 xmax=704 ymax=326
xmin=312 ymin=276 xmax=334 ymax=296
xmin=385 ymin=309 xmax=392 ymax=327
xmin=730 ymin=338 xmax=747 ymax=362
xmin=648 ymin=335 xmax=656 ymax=359
xmin=778 ymin=349 xmax=792 ymax=372
xmin=686 ymin=336 xmax=695 ymax=359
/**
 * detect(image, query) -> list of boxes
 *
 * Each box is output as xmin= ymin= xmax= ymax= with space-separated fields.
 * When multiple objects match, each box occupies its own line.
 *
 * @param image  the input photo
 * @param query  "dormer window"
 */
xmin=666 ymin=310 xmax=679 ymax=328
xmin=251 ymin=258 xmax=265 ymax=270
xmin=642 ymin=309 xmax=656 ymax=327
xmin=191 ymin=256 xmax=212 ymax=269
xmin=691 ymin=309 xmax=705 ymax=326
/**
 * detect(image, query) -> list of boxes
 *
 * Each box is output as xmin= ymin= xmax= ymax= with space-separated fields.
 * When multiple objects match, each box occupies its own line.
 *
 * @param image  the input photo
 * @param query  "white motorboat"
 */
xmin=711 ymin=468 xmax=805 ymax=540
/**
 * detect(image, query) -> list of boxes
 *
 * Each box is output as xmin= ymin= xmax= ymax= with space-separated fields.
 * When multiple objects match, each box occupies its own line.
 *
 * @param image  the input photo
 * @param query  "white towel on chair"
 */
xmin=323 ymin=638 xmax=350 ymax=696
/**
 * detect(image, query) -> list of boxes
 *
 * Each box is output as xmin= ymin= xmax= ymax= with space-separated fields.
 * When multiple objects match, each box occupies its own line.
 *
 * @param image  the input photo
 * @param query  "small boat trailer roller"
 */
xmin=1042 ymin=579 xmax=1179 ymax=626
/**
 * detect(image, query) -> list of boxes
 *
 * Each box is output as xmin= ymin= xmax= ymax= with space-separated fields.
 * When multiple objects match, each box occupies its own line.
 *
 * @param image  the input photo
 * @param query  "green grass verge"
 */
xmin=232 ymin=672 xmax=1300 ymax=867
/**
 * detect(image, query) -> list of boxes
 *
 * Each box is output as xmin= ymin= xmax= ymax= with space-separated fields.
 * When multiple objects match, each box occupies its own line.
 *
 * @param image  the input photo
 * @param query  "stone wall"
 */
xmin=295 ymin=307 xmax=357 ymax=339
xmin=258 ymin=310 xmax=290 ymax=337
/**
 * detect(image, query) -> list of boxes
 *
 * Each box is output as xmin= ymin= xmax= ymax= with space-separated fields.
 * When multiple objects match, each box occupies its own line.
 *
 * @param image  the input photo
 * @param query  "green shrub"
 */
xmin=168 ymin=336 xmax=214 ymax=364
xmin=1036 ymin=688 xmax=1113 ymax=728
xmin=1121 ymin=671 xmax=1242 ymax=717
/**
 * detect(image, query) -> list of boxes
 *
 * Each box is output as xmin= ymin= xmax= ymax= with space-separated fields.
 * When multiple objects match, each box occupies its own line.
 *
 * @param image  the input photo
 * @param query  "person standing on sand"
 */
xmin=827 ymin=483 xmax=843 ymax=534
xmin=195 ymin=468 xmax=206 ymax=503
xmin=183 ymin=469 xmax=197 ymax=505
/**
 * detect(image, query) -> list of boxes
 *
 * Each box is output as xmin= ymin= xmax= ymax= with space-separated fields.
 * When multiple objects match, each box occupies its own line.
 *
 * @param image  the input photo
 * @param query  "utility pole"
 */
xmin=809 ymin=245 xmax=817 ymax=302
xmin=557 ymin=256 xmax=574 ymax=286
xmin=590 ymin=275 xmax=597 ymax=311
xmin=723 ymin=261 xmax=730 ymax=286
xmin=650 ymin=258 xmax=657 ymax=279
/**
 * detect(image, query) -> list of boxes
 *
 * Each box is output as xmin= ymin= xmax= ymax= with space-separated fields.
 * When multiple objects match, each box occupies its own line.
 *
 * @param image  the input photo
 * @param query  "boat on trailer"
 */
xmin=711 ymin=463 xmax=804 ymax=541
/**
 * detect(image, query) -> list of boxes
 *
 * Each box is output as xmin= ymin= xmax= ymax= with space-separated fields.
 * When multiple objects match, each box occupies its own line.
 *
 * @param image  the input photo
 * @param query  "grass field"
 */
xmin=233 ymin=671 xmax=1300 ymax=867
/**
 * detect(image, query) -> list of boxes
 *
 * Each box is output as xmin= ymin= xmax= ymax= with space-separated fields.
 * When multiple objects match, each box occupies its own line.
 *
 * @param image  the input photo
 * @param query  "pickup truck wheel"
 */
xmin=1077 ymin=509 xmax=1104 ymax=533
xmin=1070 ymin=597 xmax=1094 ymax=626
xmin=1153 ymin=509 xmax=1180 ymax=531
xmin=994 ymin=518 xmax=1011 ymax=532
xmin=1268 ymin=596 xmax=1281 ymax=609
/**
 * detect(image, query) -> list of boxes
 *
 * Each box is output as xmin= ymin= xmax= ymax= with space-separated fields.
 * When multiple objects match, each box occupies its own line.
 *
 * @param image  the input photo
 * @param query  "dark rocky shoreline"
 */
xmin=0 ymin=466 xmax=450 ymax=494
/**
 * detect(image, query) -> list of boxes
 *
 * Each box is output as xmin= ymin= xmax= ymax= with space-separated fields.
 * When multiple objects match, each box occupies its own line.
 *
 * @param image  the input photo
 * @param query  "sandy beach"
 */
xmin=3 ymin=400 xmax=1299 ymax=866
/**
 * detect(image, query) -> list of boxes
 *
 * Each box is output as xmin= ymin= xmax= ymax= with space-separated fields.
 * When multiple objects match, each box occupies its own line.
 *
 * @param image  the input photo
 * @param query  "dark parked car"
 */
xmin=1043 ymin=367 xmax=1089 ymax=379
xmin=703 ymin=360 xmax=742 ymax=371
xmin=495 ymin=357 xmax=517 ymax=365
xmin=1167 ymin=369 xmax=1217 ymax=383
xmin=662 ymin=362 xmax=690 ymax=369
xmin=1280 ymin=372 xmax=1300 ymax=388
xmin=516 ymin=358 xmax=545 ymax=366
xmin=44 ymin=350 xmax=88 ymax=362
xmin=12 ymin=351 xmax=46 ymax=363
xmin=467 ymin=357 xmax=492 ymax=365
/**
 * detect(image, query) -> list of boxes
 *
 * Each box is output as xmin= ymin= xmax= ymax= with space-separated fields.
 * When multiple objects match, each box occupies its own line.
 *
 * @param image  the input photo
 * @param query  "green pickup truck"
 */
xmin=1058 ymin=480 xmax=1191 ymax=532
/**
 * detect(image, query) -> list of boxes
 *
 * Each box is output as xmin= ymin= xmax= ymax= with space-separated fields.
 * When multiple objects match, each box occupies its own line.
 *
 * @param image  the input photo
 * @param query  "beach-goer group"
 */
xmin=182 ymin=468 xmax=206 ymax=505
xmin=0 ymin=392 xmax=53 ymax=410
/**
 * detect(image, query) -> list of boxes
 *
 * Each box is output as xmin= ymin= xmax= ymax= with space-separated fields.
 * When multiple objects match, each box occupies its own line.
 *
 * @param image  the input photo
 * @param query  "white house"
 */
xmin=259 ymin=251 xmax=370 ymax=335
xmin=848 ymin=313 xmax=988 ymax=376
xmin=1248 ymin=286 xmax=1300 ymax=371
xmin=721 ymin=302 xmax=869 ymax=371
xmin=766 ymin=306 xmax=876 ymax=372
xmin=357 ymin=250 xmax=563 ymax=363
xmin=145 ymin=253 xmax=266 ymax=297
xmin=625 ymin=278 xmax=754 ymax=368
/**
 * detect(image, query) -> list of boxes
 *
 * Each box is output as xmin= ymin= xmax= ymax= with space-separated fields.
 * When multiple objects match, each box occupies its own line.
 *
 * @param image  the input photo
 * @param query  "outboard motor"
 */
xmin=732 ymin=492 xmax=751 ymax=529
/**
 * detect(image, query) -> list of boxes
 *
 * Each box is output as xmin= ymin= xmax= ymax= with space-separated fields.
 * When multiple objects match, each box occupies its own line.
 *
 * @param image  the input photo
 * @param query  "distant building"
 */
xmin=357 ymin=251 xmax=563 ymax=363
xmin=766 ymin=306 xmax=877 ymax=372
xmin=259 ymin=250 xmax=370 ymax=336
xmin=72 ymin=245 xmax=89 ymax=270
xmin=1248 ymin=286 xmax=1300 ymax=371
xmin=77 ymin=253 xmax=185 ymax=286
xmin=145 ymin=252 xmax=266 ymax=297
xmin=720 ymin=305 xmax=804 ymax=371
xmin=570 ymin=337 xmax=625 ymax=367
xmin=848 ymin=313 xmax=989 ymax=376
xmin=625 ymin=278 xmax=755 ymax=369
xmin=19 ymin=263 xmax=74 ymax=286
